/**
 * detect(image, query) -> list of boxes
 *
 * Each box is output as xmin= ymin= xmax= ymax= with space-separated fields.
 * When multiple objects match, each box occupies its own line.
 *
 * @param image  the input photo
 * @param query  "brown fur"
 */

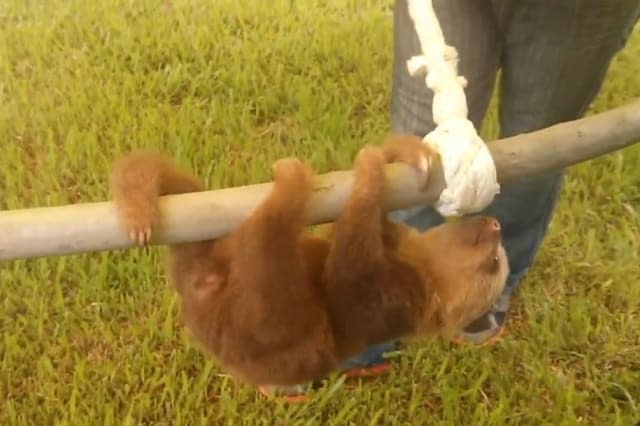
xmin=110 ymin=134 xmax=509 ymax=387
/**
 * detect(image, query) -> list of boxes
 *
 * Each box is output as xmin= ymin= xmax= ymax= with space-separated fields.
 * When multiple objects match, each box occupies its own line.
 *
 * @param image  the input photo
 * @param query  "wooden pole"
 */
xmin=1 ymin=99 xmax=639 ymax=262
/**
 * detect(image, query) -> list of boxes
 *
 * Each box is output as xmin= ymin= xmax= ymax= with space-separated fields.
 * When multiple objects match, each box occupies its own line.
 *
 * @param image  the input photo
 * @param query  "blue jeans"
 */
xmin=349 ymin=0 xmax=640 ymax=364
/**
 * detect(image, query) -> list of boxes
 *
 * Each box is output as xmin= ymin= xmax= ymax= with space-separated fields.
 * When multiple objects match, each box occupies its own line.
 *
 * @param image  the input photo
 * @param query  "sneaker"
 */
xmin=257 ymin=383 xmax=317 ymax=403
xmin=257 ymin=341 xmax=397 ymax=402
xmin=451 ymin=293 xmax=511 ymax=347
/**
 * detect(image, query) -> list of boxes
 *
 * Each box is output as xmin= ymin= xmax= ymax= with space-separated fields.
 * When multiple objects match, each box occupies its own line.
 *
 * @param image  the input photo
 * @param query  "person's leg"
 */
xmin=388 ymin=0 xmax=504 ymax=231
xmin=457 ymin=0 xmax=640 ymax=345
xmin=344 ymin=0 xmax=504 ymax=368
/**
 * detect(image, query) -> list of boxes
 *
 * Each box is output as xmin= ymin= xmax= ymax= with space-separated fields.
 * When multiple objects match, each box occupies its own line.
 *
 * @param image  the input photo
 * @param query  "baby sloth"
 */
xmin=110 ymin=135 xmax=509 ymax=388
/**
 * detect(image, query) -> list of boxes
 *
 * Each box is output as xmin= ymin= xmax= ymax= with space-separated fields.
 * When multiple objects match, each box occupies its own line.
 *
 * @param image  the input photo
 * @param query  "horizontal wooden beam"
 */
xmin=1 ymin=98 xmax=639 ymax=261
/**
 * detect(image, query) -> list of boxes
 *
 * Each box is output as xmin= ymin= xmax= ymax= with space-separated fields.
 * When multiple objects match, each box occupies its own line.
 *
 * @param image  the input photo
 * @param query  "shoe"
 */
xmin=451 ymin=293 xmax=511 ymax=347
xmin=257 ymin=341 xmax=397 ymax=402
xmin=257 ymin=383 xmax=316 ymax=403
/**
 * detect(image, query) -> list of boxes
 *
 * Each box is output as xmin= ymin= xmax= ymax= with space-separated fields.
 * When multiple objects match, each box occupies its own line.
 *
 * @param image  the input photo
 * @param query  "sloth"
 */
xmin=110 ymin=134 xmax=509 ymax=388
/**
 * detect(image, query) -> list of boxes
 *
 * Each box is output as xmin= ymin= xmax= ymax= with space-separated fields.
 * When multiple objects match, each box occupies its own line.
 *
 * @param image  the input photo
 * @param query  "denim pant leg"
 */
xmin=340 ymin=0 xmax=505 ymax=367
xmin=482 ymin=0 xmax=640 ymax=294
xmin=388 ymin=0 xmax=503 ymax=230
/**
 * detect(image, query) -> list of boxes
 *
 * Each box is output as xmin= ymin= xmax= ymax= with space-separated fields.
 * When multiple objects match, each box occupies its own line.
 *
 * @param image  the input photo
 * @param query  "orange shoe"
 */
xmin=257 ymin=359 xmax=394 ymax=403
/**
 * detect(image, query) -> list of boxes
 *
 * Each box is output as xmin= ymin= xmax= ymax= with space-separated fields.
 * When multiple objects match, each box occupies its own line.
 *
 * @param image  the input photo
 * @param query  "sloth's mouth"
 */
xmin=482 ymin=245 xmax=502 ymax=273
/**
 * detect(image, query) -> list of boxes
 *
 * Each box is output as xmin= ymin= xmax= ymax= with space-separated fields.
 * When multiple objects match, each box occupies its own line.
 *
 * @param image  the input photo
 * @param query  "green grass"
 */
xmin=1 ymin=0 xmax=639 ymax=424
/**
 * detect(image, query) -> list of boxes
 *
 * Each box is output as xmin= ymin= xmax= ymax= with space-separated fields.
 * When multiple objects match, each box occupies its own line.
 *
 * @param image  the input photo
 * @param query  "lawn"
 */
xmin=1 ymin=0 xmax=639 ymax=424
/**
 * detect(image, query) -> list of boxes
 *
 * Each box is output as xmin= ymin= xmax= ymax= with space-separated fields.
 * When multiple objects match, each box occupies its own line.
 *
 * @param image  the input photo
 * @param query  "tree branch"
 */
xmin=1 ymin=98 xmax=639 ymax=261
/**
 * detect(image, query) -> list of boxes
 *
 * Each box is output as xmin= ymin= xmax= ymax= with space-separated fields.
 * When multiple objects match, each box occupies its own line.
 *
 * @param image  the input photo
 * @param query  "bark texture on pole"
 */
xmin=1 ymin=99 xmax=639 ymax=261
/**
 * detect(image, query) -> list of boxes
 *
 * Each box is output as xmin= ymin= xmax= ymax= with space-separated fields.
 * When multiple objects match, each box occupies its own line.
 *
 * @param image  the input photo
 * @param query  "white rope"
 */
xmin=405 ymin=0 xmax=500 ymax=216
